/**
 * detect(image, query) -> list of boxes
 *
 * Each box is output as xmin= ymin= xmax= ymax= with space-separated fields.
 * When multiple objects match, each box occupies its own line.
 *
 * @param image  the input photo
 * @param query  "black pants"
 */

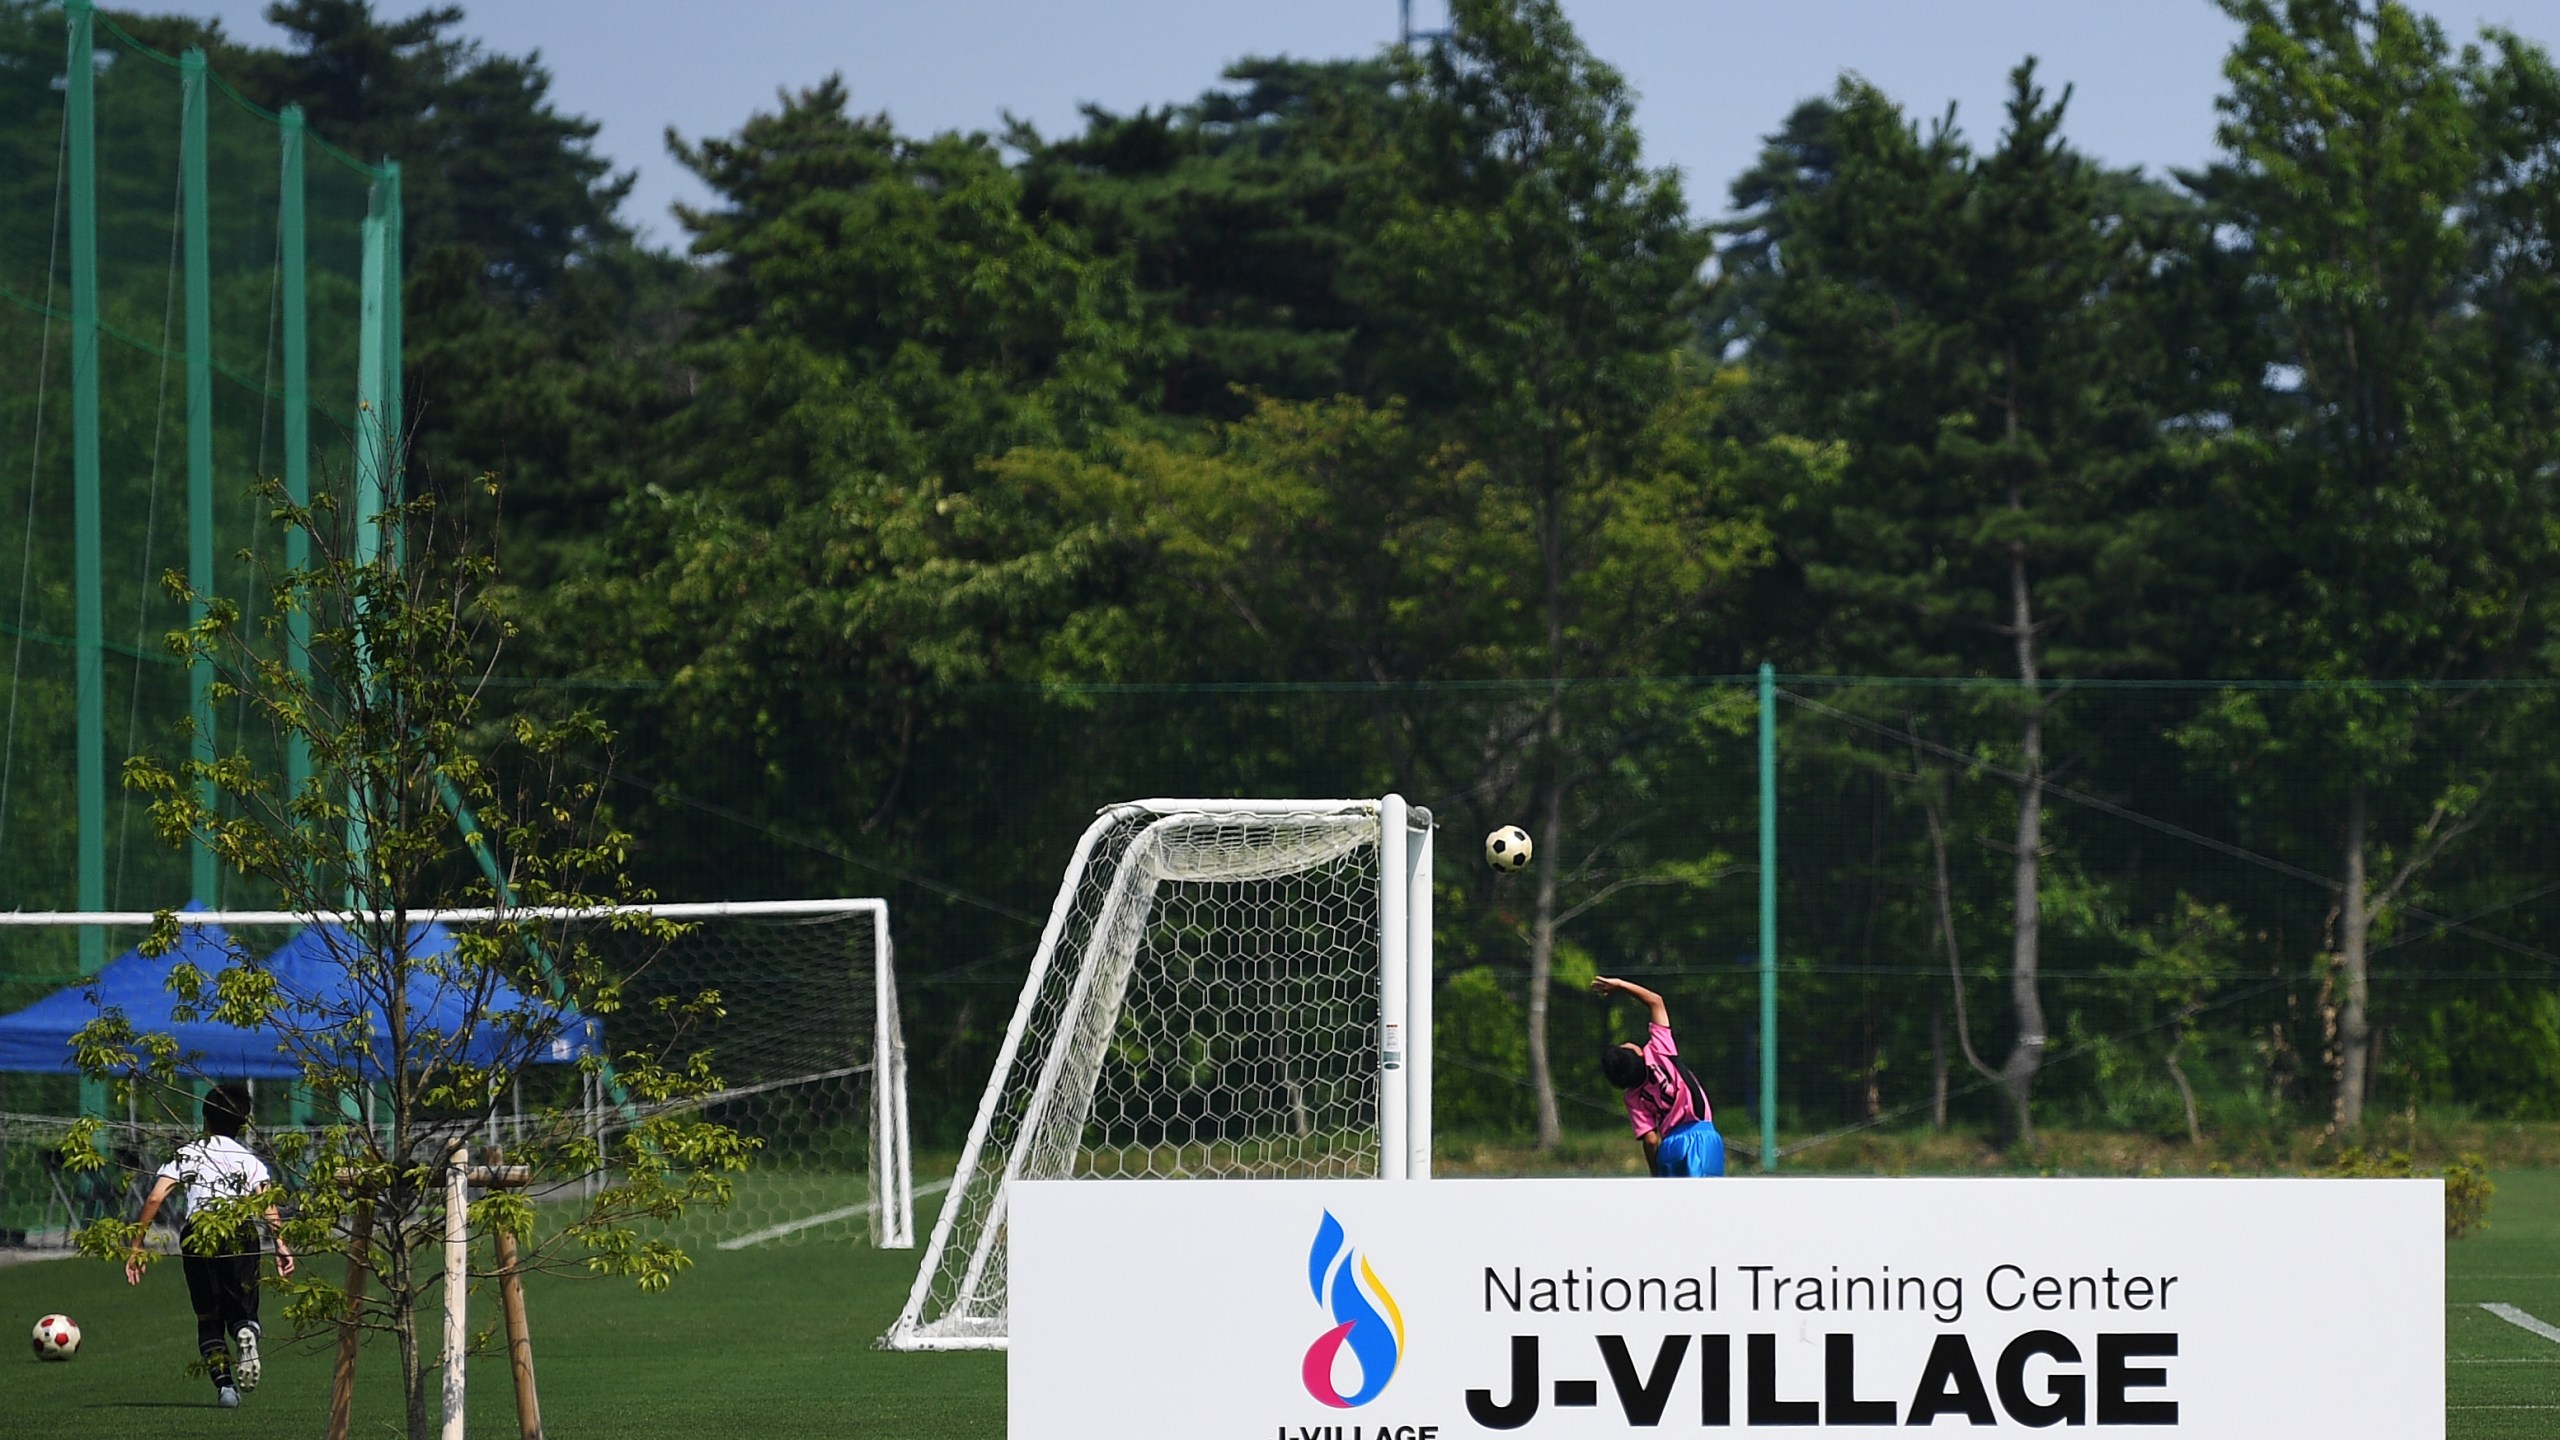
xmin=179 ymin=1224 xmax=260 ymax=1386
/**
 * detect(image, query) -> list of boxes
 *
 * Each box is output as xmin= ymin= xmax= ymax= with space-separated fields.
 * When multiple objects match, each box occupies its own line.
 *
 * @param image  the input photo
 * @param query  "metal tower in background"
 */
xmin=1400 ymin=0 xmax=1449 ymax=47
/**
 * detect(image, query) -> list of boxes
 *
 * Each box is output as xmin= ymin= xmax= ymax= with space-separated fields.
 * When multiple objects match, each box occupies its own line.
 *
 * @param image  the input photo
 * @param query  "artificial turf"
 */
xmin=2447 ymin=1170 xmax=2560 ymax=1437
xmin=5 ymin=1172 xmax=2556 ymax=1436
xmin=0 ymin=1187 xmax=1000 ymax=1439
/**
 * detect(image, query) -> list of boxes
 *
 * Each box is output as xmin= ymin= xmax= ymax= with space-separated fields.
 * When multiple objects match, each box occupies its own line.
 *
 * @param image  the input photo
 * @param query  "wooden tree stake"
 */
xmin=324 ymin=1196 xmax=373 ymax=1440
xmin=482 ymin=1144 xmax=544 ymax=1440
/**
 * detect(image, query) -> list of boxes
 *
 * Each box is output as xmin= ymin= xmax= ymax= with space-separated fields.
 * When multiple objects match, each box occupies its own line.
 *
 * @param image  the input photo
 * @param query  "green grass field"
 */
xmin=4 ymin=1171 xmax=2554 ymax=1436
xmin=0 ymin=1185 xmax=1000 ymax=1439
xmin=2448 ymin=1170 xmax=2560 ymax=1436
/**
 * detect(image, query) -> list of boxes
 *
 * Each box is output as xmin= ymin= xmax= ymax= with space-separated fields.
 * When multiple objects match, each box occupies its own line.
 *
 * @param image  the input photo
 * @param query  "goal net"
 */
xmin=0 ymin=900 xmax=911 ymax=1253
xmin=884 ymin=798 xmax=1432 ymax=1351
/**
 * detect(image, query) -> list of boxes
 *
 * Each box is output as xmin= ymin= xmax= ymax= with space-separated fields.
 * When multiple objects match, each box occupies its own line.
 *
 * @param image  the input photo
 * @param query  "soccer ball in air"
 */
xmin=30 ymin=1313 xmax=80 ymax=1361
xmin=1484 ymin=825 xmax=1533 ymax=872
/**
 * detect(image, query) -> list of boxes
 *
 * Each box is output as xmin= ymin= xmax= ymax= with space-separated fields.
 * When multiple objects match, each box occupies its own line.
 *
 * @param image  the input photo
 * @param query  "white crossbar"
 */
xmin=1128 ymin=798 xmax=1379 ymax=815
xmin=0 ymin=900 xmax=884 ymax=926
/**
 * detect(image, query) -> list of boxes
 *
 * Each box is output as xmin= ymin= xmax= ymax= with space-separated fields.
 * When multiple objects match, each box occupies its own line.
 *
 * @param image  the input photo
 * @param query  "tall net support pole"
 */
xmin=279 ymin=108 xmax=309 ymax=1101
xmin=380 ymin=162 xmax=402 ymax=518
xmin=1378 ymin=793 xmax=1409 ymax=1182
xmin=351 ymin=187 xmax=388 ymax=891
xmin=1757 ymin=662 xmax=1779 ymax=1171
xmin=351 ymin=202 xmax=380 ymax=870
xmin=279 ymin=109 xmax=309 ymax=808
xmin=1405 ymin=811 xmax=1434 ymax=1179
xmin=64 ymin=0 xmax=103 ymax=984
xmin=181 ymin=49 xmax=217 ymax=905
xmin=62 ymin=1 xmax=108 ymax=1125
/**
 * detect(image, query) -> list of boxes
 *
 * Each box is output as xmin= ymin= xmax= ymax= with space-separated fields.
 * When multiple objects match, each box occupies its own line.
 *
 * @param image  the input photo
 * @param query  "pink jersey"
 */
xmin=1622 ymin=1022 xmax=1708 ymax=1139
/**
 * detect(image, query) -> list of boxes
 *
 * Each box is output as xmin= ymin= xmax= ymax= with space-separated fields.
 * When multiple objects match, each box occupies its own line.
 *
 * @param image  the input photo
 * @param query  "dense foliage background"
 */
xmin=18 ymin=0 xmax=2560 ymax=1154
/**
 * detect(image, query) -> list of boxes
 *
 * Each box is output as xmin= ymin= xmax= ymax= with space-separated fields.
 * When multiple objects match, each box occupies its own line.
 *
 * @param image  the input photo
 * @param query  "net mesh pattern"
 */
xmin=890 ymin=805 xmax=1382 ymax=1348
xmin=0 ymin=906 xmax=910 ymax=1253
xmin=0 ymin=10 xmax=388 ymax=920
xmin=602 ymin=908 xmax=909 ymax=1250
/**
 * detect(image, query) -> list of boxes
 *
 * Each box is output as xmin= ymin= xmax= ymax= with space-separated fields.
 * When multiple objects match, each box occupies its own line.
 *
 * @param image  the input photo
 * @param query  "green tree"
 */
xmin=1361 ymin=2 xmax=1740 ymax=1142
xmin=1008 ymin=2 xmax=1792 ymax=1142
xmin=1009 ymin=382 xmax=1787 ymax=1137
xmin=2120 ymin=897 xmax=2240 ymax=1145
xmin=1014 ymin=57 xmax=1396 ymax=416
xmin=68 ymin=484 xmax=748 ymax=1440
xmin=1706 ymin=96 xmax=1841 ymax=357
xmin=1736 ymin=65 xmax=2193 ymax=1142
xmin=557 ymin=78 xmax=1148 ymax=885
xmin=2199 ymin=0 xmax=2560 ymax=1130
xmin=1000 ymin=394 xmax=1487 ymax=691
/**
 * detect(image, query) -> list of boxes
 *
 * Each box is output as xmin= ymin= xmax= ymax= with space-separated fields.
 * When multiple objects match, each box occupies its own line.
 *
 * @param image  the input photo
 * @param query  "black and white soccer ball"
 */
xmin=1484 ymin=824 xmax=1533 ymax=872
xmin=30 ymin=1312 xmax=80 ymax=1361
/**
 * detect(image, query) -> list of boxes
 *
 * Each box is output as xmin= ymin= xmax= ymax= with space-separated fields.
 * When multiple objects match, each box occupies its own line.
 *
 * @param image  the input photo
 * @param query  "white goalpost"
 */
xmin=0 ymin=899 xmax=913 ymax=1254
xmin=884 ymin=796 xmax=1433 ymax=1351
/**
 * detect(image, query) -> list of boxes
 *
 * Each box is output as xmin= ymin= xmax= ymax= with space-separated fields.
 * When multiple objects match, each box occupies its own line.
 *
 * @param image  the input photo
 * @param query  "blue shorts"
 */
xmin=1655 ymin=1119 xmax=1725 ymax=1177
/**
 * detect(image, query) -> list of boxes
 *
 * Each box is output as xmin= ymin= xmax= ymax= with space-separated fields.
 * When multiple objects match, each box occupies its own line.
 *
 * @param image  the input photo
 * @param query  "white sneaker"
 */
xmin=232 ymin=1326 xmax=261 ymax=1393
xmin=216 ymin=1385 xmax=241 ymax=1409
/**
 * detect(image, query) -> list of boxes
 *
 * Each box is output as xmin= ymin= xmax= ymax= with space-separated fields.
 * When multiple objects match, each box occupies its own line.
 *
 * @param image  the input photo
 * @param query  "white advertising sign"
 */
xmin=1012 ymin=1177 xmax=2440 ymax=1437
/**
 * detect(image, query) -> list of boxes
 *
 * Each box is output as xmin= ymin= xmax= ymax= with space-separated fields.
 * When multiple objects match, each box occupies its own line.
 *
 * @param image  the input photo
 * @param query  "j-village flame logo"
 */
xmin=1302 ymin=1211 xmax=1405 ymax=1408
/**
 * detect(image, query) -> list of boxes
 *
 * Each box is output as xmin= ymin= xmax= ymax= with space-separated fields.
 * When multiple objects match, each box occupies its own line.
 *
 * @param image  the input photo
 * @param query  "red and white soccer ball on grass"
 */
xmin=30 ymin=1312 xmax=81 ymax=1361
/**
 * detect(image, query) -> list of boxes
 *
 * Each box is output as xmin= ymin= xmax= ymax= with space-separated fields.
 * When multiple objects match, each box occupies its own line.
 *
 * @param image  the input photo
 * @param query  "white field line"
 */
xmin=2481 ymin=1303 xmax=2560 ymax=1345
xmin=717 ymin=1177 xmax=953 ymax=1251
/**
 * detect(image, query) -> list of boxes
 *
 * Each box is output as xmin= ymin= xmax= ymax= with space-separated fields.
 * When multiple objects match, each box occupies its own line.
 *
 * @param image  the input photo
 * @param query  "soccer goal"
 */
xmin=0 ymin=899 xmax=912 ymax=1253
xmin=883 ymin=797 xmax=1433 ymax=1351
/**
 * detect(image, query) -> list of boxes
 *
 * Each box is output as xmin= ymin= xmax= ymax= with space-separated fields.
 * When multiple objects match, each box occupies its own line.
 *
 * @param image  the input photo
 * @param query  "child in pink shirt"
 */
xmin=1592 ymin=976 xmax=1725 ymax=1176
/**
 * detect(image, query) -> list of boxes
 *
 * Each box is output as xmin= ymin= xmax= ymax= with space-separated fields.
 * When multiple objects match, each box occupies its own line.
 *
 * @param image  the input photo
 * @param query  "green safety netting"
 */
xmin=0 ymin=1 xmax=398 ymax=1020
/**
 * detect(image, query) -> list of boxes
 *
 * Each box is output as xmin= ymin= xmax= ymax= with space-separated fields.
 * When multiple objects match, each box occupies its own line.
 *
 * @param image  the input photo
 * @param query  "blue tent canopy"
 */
xmin=0 ymin=910 xmax=600 ymax=1078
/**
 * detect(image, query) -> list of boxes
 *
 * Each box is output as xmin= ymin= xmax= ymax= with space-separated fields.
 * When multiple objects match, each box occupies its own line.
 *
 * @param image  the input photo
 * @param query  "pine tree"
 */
xmin=2197 ymin=0 xmax=2560 ymax=1130
xmin=1740 ymin=64 xmax=2191 ymax=1143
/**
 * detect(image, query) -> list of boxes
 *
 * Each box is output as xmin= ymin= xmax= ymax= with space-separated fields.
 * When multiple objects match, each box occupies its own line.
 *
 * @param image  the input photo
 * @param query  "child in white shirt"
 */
xmin=124 ymin=1083 xmax=295 ymax=1407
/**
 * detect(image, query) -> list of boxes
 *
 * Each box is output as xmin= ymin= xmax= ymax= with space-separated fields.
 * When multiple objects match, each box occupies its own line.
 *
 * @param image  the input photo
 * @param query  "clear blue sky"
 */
xmin=170 ymin=0 xmax=2560 ymax=246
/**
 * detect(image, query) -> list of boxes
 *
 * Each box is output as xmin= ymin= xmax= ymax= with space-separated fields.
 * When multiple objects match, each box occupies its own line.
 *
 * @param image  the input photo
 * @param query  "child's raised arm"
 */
xmin=1590 ymin=975 xmax=1670 ymax=1029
